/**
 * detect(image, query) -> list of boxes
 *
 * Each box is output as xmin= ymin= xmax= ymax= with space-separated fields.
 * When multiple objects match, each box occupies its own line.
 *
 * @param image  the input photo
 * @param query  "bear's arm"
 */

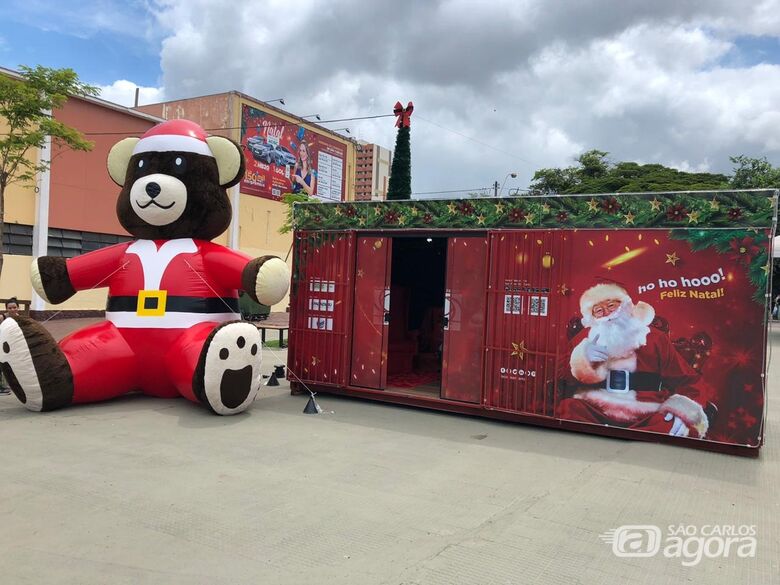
xmin=32 ymin=243 xmax=130 ymax=304
xmin=201 ymin=243 xmax=289 ymax=307
xmin=201 ymin=243 xmax=252 ymax=291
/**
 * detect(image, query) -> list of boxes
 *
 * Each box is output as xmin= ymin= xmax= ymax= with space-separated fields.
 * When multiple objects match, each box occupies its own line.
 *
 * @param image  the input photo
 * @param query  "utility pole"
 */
xmin=493 ymin=181 xmax=499 ymax=198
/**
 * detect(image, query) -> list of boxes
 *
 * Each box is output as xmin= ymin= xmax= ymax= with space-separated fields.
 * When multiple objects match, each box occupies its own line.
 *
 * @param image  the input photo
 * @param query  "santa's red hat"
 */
xmin=132 ymin=119 xmax=213 ymax=158
xmin=579 ymin=282 xmax=631 ymax=317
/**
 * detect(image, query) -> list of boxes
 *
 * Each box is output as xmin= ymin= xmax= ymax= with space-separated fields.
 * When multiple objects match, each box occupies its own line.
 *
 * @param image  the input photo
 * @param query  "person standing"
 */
xmin=0 ymin=297 xmax=20 ymax=394
xmin=291 ymin=141 xmax=316 ymax=196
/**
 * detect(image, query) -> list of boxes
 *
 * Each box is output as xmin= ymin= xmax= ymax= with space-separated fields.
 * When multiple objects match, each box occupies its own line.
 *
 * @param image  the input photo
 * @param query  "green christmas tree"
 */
xmin=387 ymin=101 xmax=413 ymax=200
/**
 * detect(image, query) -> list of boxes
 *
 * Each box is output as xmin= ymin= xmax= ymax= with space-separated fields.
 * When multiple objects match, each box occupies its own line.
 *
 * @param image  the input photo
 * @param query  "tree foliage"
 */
xmin=387 ymin=125 xmax=411 ymax=200
xmin=0 ymin=65 xmax=98 ymax=272
xmin=728 ymin=155 xmax=780 ymax=189
xmin=529 ymin=149 xmax=729 ymax=195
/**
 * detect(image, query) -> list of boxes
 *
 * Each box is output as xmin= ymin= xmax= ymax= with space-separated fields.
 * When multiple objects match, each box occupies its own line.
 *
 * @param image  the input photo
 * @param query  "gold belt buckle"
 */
xmin=137 ymin=290 xmax=167 ymax=316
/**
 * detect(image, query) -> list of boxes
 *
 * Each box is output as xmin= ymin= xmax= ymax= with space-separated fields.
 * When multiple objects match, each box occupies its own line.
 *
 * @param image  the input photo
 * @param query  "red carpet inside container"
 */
xmin=386 ymin=371 xmax=440 ymax=388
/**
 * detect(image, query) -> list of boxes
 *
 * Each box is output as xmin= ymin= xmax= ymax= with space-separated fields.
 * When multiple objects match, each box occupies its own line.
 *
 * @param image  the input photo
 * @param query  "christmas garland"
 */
xmin=293 ymin=190 xmax=777 ymax=231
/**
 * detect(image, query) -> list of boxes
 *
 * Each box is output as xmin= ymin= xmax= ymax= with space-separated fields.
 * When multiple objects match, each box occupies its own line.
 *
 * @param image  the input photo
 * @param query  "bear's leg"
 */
xmin=0 ymin=316 xmax=73 ymax=411
xmin=167 ymin=321 xmax=263 ymax=415
xmin=59 ymin=321 xmax=140 ymax=405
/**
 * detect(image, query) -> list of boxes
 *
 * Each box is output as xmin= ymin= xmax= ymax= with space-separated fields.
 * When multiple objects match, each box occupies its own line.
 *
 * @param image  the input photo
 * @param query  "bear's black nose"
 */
xmin=145 ymin=182 xmax=161 ymax=198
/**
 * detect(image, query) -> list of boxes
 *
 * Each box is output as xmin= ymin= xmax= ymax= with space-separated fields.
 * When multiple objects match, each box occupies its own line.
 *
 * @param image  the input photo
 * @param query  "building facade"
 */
xmin=0 ymin=74 xmax=361 ymax=313
xmin=354 ymin=141 xmax=393 ymax=201
xmin=0 ymin=67 xmax=164 ymax=312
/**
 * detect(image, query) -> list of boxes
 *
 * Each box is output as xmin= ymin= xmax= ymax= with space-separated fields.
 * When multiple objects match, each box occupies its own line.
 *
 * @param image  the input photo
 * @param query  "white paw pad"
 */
xmin=0 ymin=318 xmax=44 ymax=411
xmin=201 ymin=322 xmax=263 ymax=415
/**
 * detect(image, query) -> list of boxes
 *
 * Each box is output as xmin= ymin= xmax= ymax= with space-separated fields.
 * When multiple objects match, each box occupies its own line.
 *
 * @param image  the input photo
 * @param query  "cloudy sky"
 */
xmin=2 ymin=0 xmax=780 ymax=196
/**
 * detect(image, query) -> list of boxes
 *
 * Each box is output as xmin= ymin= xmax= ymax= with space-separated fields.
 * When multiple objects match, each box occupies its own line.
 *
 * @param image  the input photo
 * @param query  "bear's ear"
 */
xmin=107 ymin=137 xmax=140 ymax=186
xmin=207 ymin=136 xmax=244 ymax=187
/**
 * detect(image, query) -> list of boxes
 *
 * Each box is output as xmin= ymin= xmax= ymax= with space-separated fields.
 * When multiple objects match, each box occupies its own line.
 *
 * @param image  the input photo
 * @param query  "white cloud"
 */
xmin=140 ymin=0 xmax=780 ymax=193
xmin=96 ymin=80 xmax=164 ymax=108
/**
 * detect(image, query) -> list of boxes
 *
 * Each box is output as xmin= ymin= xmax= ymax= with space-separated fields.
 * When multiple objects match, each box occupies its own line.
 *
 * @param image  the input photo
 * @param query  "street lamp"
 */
xmin=499 ymin=172 xmax=519 ymax=197
xmin=265 ymin=98 xmax=285 ymax=105
xmin=301 ymin=114 xmax=321 ymax=121
xmin=332 ymin=127 xmax=351 ymax=134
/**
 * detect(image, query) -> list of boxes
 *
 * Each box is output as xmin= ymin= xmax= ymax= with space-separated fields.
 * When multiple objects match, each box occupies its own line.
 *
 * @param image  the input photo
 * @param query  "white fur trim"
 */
xmin=126 ymin=239 xmax=196 ymax=289
xmin=106 ymin=311 xmax=239 ymax=329
xmin=632 ymin=301 xmax=655 ymax=326
xmin=580 ymin=283 xmax=630 ymax=316
xmin=201 ymin=322 xmax=262 ymax=415
xmin=132 ymin=134 xmax=213 ymax=157
xmin=256 ymin=258 xmax=290 ymax=307
xmin=0 ymin=318 xmax=44 ymax=411
xmin=30 ymin=259 xmax=51 ymax=304
xmin=659 ymin=394 xmax=709 ymax=438
xmin=574 ymin=389 xmax=661 ymax=423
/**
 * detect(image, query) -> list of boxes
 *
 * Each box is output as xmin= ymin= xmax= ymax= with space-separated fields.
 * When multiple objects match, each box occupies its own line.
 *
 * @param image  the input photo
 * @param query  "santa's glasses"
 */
xmin=591 ymin=299 xmax=621 ymax=319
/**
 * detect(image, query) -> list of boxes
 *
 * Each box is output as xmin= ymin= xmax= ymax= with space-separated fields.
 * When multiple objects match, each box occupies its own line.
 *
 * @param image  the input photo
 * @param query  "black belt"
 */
xmin=107 ymin=295 xmax=239 ymax=314
xmin=583 ymin=371 xmax=662 ymax=392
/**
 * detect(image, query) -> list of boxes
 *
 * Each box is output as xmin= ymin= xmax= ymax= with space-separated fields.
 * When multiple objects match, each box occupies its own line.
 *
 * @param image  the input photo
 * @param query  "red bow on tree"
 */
xmin=394 ymin=101 xmax=414 ymax=128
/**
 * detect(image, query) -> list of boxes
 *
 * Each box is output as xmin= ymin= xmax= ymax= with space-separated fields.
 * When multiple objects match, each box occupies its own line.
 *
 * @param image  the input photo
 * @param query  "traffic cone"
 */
xmin=274 ymin=364 xmax=286 ymax=379
xmin=265 ymin=372 xmax=280 ymax=386
xmin=303 ymin=394 xmax=322 ymax=414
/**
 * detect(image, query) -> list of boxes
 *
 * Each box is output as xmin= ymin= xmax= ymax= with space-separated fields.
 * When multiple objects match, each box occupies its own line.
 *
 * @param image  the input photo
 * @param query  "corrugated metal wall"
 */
xmin=288 ymin=231 xmax=354 ymax=387
xmin=484 ymin=230 xmax=573 ymax=416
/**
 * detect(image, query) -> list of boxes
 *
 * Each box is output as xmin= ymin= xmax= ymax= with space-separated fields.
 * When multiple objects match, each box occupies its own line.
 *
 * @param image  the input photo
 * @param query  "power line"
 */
xmin=411 ymin=187 xmax=491 ymax=195
xmin=415 ymin=115 xmax=538 ymax=167
xmin=0 ymin=113 xmax=396 ymax=137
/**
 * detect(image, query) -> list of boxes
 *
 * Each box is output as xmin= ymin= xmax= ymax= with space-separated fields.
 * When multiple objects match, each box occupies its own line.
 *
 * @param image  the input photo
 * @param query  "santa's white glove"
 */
xmin=664 ymin=412 xmax=690 ymax=437
xmin=584 ymin=334 xmax=609 ymax=363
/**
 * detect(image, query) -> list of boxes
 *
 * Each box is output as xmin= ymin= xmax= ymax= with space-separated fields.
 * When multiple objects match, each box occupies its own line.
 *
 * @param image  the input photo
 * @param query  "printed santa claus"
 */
xmin=557 ymin=282 xmax=711 ymax=438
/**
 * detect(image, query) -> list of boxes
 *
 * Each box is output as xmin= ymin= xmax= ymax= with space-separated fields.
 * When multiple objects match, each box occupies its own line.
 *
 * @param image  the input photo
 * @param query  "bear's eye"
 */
xmin=138 ymin=159 xmax=144 ymax=168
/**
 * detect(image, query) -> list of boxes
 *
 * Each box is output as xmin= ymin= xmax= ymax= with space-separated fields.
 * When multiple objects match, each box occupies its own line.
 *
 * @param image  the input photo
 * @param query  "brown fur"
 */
xmin=37 ymin=257 xmax=77 ymax=304
xmin=116 ymin=143 xmax=245 ymax=241
xmin=2 ymin=316 xmax=73 ymax=411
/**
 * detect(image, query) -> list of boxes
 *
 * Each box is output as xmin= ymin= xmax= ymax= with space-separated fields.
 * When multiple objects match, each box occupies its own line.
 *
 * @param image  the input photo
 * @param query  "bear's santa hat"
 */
xmin=132 ymin=119 xmax=213 ymax=158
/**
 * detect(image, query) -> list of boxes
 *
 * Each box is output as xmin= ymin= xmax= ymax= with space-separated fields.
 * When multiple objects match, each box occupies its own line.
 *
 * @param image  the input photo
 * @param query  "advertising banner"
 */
xmin=240 ymin=104 xmax=347 ymax=202
xmin=556 ymin=229 xmax=769 ymax=447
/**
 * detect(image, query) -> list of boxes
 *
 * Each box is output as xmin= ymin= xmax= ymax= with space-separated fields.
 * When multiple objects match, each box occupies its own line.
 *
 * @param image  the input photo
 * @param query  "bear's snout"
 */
xmin=145 ymin=182 xmax=162 ymax=198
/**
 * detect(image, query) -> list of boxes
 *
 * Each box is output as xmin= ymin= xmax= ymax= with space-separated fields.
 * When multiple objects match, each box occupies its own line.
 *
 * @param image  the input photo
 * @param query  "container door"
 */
xmin=288 ymin=231 xmax=355 ymax=387
xmin=441 ymin=236 xmax=489 ymax=403
xmin=484 ymin=230 xmax=571 ymax=416
xmin=350 ymin=236 xmax=392 ymax=389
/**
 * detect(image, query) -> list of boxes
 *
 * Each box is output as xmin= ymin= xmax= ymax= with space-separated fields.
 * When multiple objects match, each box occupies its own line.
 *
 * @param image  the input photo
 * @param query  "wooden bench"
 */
xmin=251 ymin=312 xmax=290 ymax=348
xmin=0 ymin=298 xmax=31 ymax=316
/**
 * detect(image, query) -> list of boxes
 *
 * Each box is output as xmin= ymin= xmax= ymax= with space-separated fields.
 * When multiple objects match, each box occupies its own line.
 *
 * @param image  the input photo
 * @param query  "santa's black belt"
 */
xmin=107 ymin=295 xmax=239 ymax=315
xmin=583 ymin=371 xmax=662 ymax=392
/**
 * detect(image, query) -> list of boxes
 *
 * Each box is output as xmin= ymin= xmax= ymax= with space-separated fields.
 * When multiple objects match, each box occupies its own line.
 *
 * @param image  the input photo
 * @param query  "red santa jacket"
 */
xmin=66 ymin=239 xmax=250 ymax=329
xmin=565 ymin=327 xmax=711 ymax=404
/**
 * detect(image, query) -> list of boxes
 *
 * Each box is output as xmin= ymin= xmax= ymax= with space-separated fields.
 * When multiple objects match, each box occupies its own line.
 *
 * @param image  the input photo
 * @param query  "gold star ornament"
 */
xmin=447 ymin=202 xmax=458 ymax=214
xmin=623 ymin=211 xmax=636 ymax=225
xmin=665 ymin=252 xmax=680 ymax=266
xmin=494 ymin=202 xmax=505 ymax=214
xmin=511 ymin=341 xmax=528 ymax=360
xmin=476 ymin=214 xmax=487 ymax=225
xmin=586 ymin=198 xmax=599 ymax=212
xmin=686 ymin=210 xmax=700 ymax=225
xmin=649 ymin=198 xmax=662 ymax=212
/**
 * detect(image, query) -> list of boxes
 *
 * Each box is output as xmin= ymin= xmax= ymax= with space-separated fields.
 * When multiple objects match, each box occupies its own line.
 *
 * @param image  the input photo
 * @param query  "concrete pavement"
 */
xmin=0 ymin=320 xmax=778 ymax=584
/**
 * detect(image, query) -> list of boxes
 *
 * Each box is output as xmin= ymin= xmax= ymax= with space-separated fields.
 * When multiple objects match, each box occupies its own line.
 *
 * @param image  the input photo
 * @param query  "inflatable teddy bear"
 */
xmin=0 ymin=119 xmax=290 ymax=415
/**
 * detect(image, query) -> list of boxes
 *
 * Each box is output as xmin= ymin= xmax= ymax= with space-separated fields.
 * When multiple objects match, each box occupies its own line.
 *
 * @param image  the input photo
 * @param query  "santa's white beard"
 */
xmin=588 ymin=304 xmax=650 ymax=359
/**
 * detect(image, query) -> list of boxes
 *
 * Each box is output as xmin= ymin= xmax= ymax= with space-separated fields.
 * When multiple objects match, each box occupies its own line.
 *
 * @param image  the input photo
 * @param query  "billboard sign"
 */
xmin=240 ymin=104 xmax=347 ymax=202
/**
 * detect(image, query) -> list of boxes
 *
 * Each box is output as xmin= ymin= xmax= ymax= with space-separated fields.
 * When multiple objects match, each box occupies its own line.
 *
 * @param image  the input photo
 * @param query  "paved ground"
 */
xmin=0 ymin=319 xmax=778 ymax=584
